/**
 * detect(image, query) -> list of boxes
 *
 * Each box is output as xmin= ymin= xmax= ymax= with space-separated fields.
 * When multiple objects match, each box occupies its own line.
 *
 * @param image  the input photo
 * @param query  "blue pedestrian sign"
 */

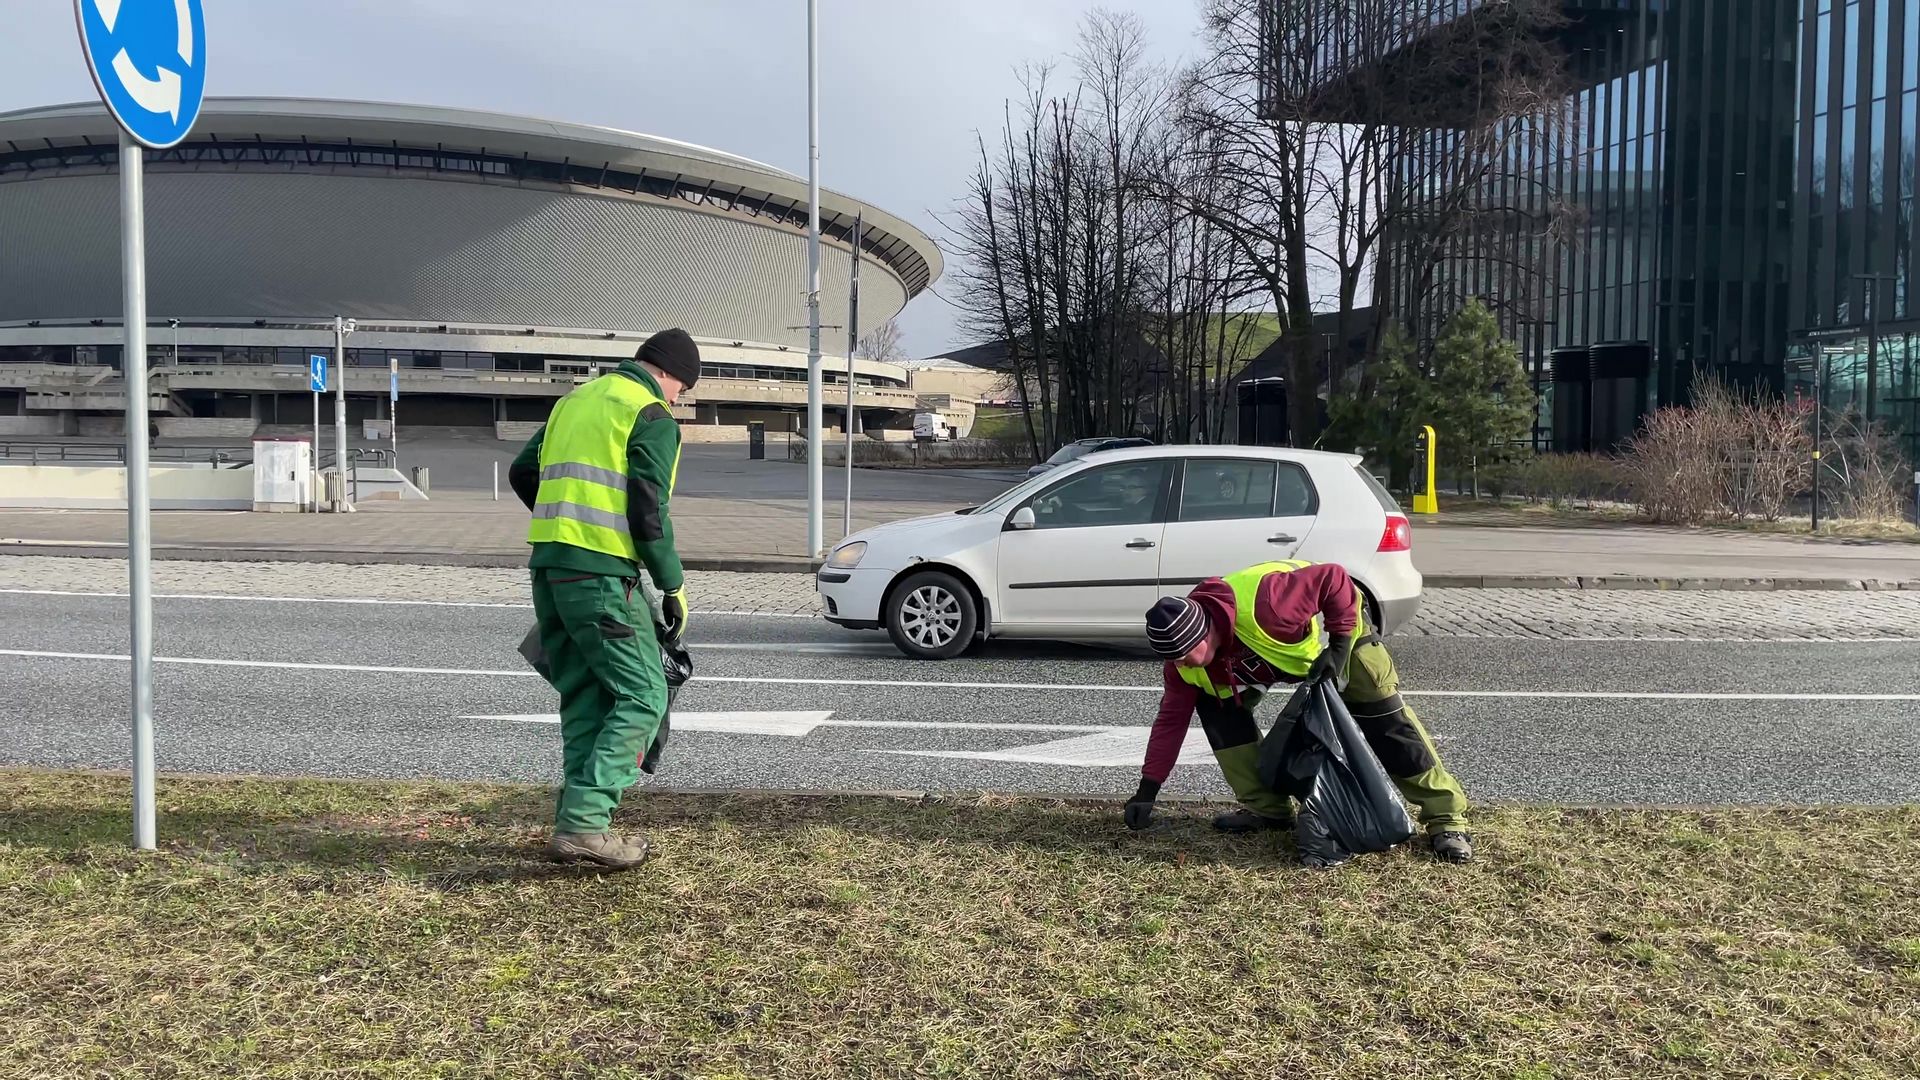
xmin=309 ymin=355 xmax=328 ymax=393
xmin=74 ymin=0 xmax=208 ymax=150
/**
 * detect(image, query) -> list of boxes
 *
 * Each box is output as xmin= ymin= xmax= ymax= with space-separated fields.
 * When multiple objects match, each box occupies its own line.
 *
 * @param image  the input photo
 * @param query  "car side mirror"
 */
xmin=1008 ymin=506 xmax=1036 ymax=531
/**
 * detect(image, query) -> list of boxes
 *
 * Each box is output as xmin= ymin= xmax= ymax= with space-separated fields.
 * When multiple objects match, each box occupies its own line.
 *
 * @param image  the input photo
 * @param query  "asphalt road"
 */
xmin=2 ymin=587 xmax=1916 ymax=807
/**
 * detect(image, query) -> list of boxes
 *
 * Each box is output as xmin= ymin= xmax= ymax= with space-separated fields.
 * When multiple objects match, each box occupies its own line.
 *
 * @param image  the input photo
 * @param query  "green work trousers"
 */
xmin=531 ymin=569 xmax=668 ymax=834
xmin=1199 ymin=622 xmax=1471 ymax=835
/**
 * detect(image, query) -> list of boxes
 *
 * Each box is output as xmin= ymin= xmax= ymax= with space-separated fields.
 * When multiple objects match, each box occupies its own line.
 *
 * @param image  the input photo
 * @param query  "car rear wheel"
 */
xmin=885 ymin=570 xmax=977 ymax=660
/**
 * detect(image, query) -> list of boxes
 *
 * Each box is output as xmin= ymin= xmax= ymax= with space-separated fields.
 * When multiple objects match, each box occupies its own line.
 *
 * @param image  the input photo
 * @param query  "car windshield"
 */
xmin=1044 ymin=442 xmax=1096 ymax=465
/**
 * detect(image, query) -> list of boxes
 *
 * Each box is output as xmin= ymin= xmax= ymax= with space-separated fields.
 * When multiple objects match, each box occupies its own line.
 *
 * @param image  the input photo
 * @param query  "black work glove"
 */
xmin=1307 ymin=634 xmax=1354 ymax=687
xmin=1123 ymin=777 xmax=1162 ymax=831
xmin=660 ymin=586 xmax=689 ymax=646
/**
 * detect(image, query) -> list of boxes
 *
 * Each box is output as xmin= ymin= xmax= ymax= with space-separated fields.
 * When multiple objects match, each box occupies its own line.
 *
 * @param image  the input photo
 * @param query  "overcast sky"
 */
xmin=1 ymin=1 xmax=1204 ymax=357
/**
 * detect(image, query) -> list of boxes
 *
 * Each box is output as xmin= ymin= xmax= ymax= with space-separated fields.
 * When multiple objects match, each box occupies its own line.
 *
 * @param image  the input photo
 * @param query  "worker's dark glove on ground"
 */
xmin=1123 ymin=777 xmax=1162 ymax=831
xmin=660 ymin=587 xmax=689 ymax=645
xmin=1307 ymin=635 xmax=1354 ymax=686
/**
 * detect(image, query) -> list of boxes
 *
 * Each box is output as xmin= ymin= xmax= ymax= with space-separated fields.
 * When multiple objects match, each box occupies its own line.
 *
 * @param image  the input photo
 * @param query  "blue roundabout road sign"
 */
xmin=74 ymin=0 xmax=208 ymax=150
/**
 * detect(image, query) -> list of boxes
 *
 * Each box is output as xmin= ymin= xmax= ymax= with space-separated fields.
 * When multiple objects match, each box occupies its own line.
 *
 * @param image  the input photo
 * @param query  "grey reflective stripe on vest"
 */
xmin=540 ymin=462 xmax=627 ymax=489
xmin=531 ymin=502 xmax=630 ymax=535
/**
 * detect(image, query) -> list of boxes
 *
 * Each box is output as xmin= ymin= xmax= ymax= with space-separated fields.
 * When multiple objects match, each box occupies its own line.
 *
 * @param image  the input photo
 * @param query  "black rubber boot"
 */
xmin=1429 ymin=831 xmax=1475 ymax=864
xmin=1212 ymin=808 xmax=1293 ymax=834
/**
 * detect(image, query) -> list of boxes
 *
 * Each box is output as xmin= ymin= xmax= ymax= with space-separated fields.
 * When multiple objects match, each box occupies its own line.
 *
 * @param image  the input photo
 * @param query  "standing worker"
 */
xmin=1122 ymin=560 xmax=1475 ymax=864
xmin=508 ymin=329 xmax=700 ymax=870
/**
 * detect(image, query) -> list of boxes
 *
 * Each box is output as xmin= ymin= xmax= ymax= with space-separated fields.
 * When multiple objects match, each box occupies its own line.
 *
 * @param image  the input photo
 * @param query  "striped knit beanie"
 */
xmin=1145 ymin=596 xmax=1209 ymax=659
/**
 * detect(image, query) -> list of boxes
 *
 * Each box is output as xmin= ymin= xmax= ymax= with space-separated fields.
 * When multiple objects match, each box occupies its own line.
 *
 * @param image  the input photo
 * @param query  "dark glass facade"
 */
xmin=1791 ymin=0 xmax=1919 ymax=448
xmin=1294 ymin=0 xmax=1920 ymax=455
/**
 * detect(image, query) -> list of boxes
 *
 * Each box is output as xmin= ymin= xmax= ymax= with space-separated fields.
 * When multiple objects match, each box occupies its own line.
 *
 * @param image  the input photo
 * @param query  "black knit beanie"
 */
xmin=637 ymin=328 xmax=701 ymax=388
xmin=1145 ymin=596 xmax=1210 ymax=659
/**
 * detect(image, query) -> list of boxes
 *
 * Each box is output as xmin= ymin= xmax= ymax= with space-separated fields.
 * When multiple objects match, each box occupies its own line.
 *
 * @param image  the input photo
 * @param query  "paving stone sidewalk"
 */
xmin=6 ymin=556 xmax=1918 ymax=641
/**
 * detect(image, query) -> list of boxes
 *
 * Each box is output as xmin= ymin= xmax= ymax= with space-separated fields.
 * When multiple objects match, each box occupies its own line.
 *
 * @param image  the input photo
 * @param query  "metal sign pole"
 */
xmin=1812 ymin=342 xmax=1824 ymax=533
xmin=844 ymin=213 xmax=861 ymax=538
xmin=77 ymin=0 xmax=208 ymax=853
xmin=803 ymin=0 xmax=825 ymax=559
xmin=119 ymin=131 xmax=156 ymax=851
xmin=389 ymin=357 xmax=399 ymax=472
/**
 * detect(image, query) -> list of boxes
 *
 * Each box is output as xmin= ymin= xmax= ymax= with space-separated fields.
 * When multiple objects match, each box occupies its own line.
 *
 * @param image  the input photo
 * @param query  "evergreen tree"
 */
xmin=1323 ymin=326 xmax=1431 ymax=490
xmin=1429 ymin=299 xmax=1535 ymax=496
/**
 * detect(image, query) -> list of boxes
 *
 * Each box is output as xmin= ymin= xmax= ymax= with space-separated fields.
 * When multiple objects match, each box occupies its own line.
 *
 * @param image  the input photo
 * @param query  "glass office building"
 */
xmin=1279 ymin=0 xmax=1920 ymax=455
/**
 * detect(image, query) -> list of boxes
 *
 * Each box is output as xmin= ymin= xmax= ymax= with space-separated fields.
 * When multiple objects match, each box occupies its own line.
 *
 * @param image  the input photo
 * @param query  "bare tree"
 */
xmin=1170 ymin=0 xmax=1572 ymax=443
xmin=940 ymin=12 xmax=1176 ymax=457
xmin=857 ymin=319 xmax=908 ymax=365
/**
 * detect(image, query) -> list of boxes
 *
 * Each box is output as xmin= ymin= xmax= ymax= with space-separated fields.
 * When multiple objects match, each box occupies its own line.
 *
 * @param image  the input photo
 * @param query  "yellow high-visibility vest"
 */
xmin=526 ymin=371 xmax=677 ymax=560
xmin=1175 ymin=560 xmax=1322 ymax=699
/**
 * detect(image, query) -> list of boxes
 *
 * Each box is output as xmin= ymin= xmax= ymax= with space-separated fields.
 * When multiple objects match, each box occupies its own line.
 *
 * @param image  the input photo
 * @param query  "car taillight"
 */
xmin=1378 ymin=516 xmax=1412 ymax=553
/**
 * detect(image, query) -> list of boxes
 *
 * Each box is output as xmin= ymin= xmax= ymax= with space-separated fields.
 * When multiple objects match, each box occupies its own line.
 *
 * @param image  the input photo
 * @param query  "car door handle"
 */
xmin=1268 ymin=534 xmax=1299 ymax=544
xmin=1126 ymin=538 xmax=1157 ymax=550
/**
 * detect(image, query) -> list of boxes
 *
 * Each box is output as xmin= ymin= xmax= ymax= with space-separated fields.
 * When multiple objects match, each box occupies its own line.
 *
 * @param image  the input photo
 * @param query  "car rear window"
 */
xmin=1355 ymin=465 xmax=1403 ymax=513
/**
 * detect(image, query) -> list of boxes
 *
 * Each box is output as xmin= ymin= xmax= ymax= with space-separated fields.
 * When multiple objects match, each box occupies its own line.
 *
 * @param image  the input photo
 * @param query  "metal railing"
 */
xmin=0 ymin=442 xmax=249 ymax=468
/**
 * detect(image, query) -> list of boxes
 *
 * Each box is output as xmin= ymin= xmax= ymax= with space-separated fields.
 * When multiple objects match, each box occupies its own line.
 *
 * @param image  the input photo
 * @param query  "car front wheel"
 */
xmin=885 ymin=570 xmax=978 ymax=660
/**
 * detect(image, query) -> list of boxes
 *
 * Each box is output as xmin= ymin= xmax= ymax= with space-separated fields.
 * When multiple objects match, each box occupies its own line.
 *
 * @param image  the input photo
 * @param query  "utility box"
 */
xmin=252 ymin=437 xmax=313 ymax=512
xmin=747 ymin=421 xmax=766 ymax=460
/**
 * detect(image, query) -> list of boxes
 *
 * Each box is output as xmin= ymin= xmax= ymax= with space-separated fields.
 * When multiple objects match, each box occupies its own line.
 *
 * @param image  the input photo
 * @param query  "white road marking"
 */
xmin=468 ymin=711 xmax=833 ymax=736
xmin=0 ymin=588 xmax=819 ymax=619
xmin=5 ymin=648 xmax=1920 ymax=701
xmin=464 ymin=712 xmax=1123 ymax=737
xmin=868 ymin=728 xmax=1219 ymax=768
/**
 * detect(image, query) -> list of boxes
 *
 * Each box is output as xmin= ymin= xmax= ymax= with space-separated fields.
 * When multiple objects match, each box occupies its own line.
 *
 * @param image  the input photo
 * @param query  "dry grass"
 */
xmin=3 ymin=769 xmax=1918 ymax=1079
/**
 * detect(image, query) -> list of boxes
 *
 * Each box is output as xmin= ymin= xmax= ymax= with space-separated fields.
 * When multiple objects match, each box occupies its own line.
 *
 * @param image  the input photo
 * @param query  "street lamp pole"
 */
xmin=804 ymin=0 xmax=824 ymax=559
xmin=333 ymin=316 xmax=354 ymax=507
xmin=845 ymin=212 xmax=861 ymax=538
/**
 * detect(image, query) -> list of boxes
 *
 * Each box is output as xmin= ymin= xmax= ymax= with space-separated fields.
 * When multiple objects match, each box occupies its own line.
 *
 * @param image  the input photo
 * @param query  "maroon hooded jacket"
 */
xmin=1139 ymin=562 xmax=1358 ymax=785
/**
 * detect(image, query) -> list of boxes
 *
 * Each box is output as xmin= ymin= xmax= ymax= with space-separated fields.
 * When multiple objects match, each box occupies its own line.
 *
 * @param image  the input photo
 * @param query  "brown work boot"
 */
xmin=547 ymin=830 xmax=651 ymax=870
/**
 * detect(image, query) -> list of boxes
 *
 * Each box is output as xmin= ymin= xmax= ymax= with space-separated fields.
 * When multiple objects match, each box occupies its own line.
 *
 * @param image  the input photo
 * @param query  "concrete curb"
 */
xmin=1424 ymin=573 xmax=1920 ymax=591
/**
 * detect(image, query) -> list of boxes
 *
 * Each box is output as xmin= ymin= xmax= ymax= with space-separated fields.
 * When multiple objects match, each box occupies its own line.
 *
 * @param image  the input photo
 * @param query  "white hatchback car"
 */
xmin=817 ymin=446 xmax=1422 ymax=659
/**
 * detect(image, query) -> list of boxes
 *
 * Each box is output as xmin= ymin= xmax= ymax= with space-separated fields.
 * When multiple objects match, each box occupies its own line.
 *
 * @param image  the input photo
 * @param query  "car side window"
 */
xmin=1274 ymin=463 xmax=1318 ymax=516
xmin=1178 ymin=459 xmax=1278 ymax=522
xmin=1027 ymin=460 xmax=1170 ymax=530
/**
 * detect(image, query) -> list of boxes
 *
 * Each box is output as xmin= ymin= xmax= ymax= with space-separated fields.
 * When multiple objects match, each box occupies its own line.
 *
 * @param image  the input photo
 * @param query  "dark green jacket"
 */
xmin=509 ymin=361 xmax=685 ymax=591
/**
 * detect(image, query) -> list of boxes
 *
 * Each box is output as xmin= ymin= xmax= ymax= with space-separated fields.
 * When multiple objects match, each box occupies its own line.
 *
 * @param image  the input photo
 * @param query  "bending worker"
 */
xmin=1123 ymin=559 xmax=1475 ymax=864
xmin=508 ymin=328 xmax=699 ymax=870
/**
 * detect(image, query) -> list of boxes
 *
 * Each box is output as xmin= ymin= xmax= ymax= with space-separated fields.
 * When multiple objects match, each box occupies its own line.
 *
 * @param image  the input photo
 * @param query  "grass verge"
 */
xmin=3 ymin=770 xmax=1917 ymax=1079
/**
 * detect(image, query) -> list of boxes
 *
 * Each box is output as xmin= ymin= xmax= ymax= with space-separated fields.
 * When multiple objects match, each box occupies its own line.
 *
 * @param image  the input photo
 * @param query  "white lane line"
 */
xmin=0 ymin=588 xmax=819 ymax=619
xmin=466 ymin=712 xmax=1114 ymax=736
xmin=6 ymin=649 xmax=1920 ymax=701
xmin=0 ymin=648 xmax=541 ymax=679
xmin=866 ymin=729 xmax=1220 ymax=768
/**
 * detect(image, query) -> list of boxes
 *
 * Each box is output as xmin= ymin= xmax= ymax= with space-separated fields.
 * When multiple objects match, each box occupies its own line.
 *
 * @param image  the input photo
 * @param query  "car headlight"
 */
xmin=827 ymin=542 xmax=867 ymax=569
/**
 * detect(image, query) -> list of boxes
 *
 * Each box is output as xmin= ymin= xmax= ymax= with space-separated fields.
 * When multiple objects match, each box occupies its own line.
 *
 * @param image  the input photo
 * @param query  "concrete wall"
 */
xmin=0 ymin=415 xmax=66 ymax=436
xmin=77 ymin=415 xmax=123 ymax=438
xmin=0 ymin=464 xmax=254 ymax=509
xmin=494 ymin=420 xmax=543 ymax=441
xmin=155 ymin=417 xmax=258 ymax=438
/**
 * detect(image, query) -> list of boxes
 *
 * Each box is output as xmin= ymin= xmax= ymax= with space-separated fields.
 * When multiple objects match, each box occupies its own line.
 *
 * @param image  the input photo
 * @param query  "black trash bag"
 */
xmin=641 ymin=633 xmax=693 ymax=775
xmin=1256 ymin=678 xmax=1416 ymax=868
xmin=515 ymin=623 xmax=694 ymax=776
